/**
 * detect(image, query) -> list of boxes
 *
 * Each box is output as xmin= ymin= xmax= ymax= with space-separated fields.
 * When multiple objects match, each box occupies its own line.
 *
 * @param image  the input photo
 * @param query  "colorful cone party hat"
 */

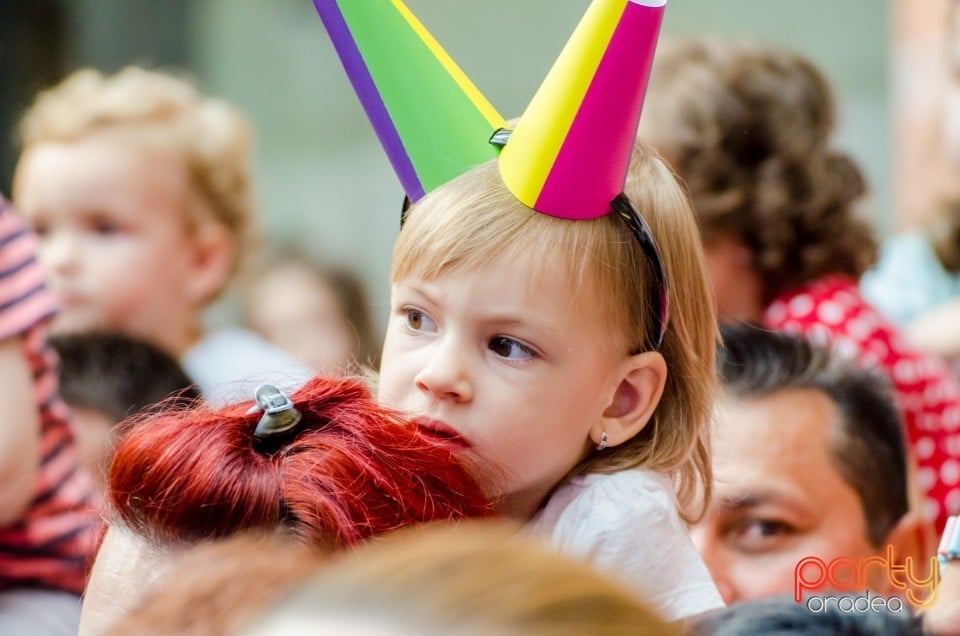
xmin=499 ymin=0 xmax=667 ymax=220
xmin=312 ymin=0 xmax=506 ymax=203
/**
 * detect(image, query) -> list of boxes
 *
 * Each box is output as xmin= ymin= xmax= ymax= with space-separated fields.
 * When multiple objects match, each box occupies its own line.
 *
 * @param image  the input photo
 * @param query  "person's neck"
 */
xmin=496 ymin=485 xmax=553 ymax=522
xmin=153 ymin=321 xmax=204 ymax=360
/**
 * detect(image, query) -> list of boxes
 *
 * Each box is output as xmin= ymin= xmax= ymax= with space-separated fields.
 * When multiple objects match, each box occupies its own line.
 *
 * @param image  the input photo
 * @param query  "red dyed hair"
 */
xmin=107 ymin=376 xmax=493 ymax=548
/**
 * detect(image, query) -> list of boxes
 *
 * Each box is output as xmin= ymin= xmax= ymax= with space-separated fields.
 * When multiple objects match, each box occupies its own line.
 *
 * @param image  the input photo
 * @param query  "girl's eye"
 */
xmin=31 ymin=221 xmax=49 ymax=237
xmin=489 ymin=336 xmax=535 ymax=360
xmin=404 ymin=308 xmax=436 ymax=332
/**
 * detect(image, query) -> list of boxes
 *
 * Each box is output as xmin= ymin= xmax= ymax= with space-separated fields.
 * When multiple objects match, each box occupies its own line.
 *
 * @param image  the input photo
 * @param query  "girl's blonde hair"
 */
xmin=18 ymin=66 xmax=256 ymax=277
xmin=392 ymin=143 xmax=716 ymax=522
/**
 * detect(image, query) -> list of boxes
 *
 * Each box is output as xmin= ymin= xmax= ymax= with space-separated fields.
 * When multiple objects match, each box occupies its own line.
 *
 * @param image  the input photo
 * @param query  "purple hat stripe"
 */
xmin=313 ymin=0 xmax=424 ymax=201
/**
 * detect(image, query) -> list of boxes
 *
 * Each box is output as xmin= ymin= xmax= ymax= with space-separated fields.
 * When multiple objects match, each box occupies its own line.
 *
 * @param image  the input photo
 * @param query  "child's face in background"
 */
xmin=378 ymin=250 xmax=625 ymax=520
xmin=245 ymin=263 xmax=356 ymax=375
xmin=13 ymin=132 xmax=216 ymax=355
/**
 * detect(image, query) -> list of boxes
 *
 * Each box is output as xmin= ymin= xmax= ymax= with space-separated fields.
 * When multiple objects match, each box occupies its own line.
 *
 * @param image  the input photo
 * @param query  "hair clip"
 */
xmin=250 ymin=384 xmax=302 ymax=439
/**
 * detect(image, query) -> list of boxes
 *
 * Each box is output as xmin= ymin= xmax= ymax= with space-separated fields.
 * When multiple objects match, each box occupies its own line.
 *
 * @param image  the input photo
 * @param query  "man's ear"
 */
xmin=590 ymin=351 xmax=667 ymax=449
xmin=184 ymin=221 xmax=233 ymax=304
xmin=875 ymin=510 xmax=938 ymax=597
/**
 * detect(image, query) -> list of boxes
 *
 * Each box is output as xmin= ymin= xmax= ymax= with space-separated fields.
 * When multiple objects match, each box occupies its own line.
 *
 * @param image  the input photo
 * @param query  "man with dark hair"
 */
xmin=694 ymin=324 xmax=935 ymax=607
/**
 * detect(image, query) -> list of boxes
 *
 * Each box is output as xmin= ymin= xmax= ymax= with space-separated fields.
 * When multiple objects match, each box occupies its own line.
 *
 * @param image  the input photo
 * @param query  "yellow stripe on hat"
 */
xmin=500 ymin=0 xmax=624 ymax=207
xmin=390 ymin=0 xmax=505 ymax=129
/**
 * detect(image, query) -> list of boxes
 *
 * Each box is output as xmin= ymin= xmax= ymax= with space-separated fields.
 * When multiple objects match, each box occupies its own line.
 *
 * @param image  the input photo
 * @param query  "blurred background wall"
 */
xmin=0 ymin=1 xmax=934 ymax=334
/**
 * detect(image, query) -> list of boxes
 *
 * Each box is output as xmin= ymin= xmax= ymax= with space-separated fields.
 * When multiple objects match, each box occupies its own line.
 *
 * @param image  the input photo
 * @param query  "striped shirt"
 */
xmin=0 ymin=198 xmax=96 ymax=594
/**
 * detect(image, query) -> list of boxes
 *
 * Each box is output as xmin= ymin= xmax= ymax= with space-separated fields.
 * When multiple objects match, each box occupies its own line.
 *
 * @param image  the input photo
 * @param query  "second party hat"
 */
xmin=499 ymin=0 xmax=667 ymax=220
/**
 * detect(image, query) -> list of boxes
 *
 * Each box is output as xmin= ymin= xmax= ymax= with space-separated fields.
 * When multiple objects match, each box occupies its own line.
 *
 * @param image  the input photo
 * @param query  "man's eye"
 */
xmin=746 ymin=520 xmax=790 ymax=538
xmin=489 ymin=337 xmax=535 ymax=360
xmin=730 ymin=518 xmax=794 ymax=552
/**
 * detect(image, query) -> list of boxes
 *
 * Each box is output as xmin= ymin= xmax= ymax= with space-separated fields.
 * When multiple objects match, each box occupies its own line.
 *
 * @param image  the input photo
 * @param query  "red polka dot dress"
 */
xmin=764 ymin=275 xmax=960 ymax=531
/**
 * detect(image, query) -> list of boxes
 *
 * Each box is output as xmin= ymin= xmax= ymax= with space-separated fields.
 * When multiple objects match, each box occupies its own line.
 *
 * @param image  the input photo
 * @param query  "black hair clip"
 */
xmin=251 ymin=384 xmax=302 ymax=439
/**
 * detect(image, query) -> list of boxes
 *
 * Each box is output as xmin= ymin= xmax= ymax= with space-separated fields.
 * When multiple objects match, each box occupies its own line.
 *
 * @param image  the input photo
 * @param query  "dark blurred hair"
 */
xmin=643 ymin=38 xmax=877 ymax=302
xmin=51 ymin=331 xmax=200 ymax=421
xmin=108 ymin=375 xmax=494 ymax=549
xmin=690 ymin=595 xmax=922 ymax=635
xmin=718 ymin=324 xmax=908 ymax=546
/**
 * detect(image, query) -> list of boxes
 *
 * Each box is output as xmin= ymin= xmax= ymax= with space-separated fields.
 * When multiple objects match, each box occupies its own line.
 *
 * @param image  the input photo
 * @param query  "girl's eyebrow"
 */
xmin=394 ymin=282 xmax=565 ymax=343
xmin=392 ymin=282 xmax=436 ymax=305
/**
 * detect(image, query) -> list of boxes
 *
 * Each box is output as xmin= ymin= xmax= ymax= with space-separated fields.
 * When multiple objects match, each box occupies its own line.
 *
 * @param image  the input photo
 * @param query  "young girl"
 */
xmin=13 ymin=67 xmax=312 ymax=405
xmin=314 ymin=0 xmax=722 ymax=621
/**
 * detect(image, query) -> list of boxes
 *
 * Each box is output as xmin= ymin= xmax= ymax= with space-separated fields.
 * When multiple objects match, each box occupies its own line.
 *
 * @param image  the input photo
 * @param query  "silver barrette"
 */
xmin=251 ymin=384 xmax=302 ymax=439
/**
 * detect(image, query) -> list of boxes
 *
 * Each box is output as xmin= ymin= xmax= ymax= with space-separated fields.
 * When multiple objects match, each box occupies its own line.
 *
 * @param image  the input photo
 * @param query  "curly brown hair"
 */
xmin=640 ymin=38 xmax=877 ymax=303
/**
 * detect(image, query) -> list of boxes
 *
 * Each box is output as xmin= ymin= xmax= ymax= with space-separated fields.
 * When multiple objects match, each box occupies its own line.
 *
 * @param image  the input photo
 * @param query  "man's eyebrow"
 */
xmin=715 ymin=492 xmax=780 ymax=510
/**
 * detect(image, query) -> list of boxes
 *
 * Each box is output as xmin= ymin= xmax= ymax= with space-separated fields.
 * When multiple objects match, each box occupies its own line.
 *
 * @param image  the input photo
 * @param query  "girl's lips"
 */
xmin=418 ymin=418 xmax=472 ymax=448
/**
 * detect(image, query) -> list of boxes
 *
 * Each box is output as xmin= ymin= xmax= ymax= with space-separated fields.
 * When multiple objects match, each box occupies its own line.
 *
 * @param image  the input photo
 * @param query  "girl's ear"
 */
xmin=590 ymin=351 xmax=667 ymax=449
xmin=184 ymin=220 xmax=233 ymax=304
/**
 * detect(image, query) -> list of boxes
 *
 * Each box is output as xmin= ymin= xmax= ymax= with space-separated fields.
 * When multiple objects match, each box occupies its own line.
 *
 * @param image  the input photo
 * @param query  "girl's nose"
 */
xmin=414 ymin=339 xmax=474 ymax=403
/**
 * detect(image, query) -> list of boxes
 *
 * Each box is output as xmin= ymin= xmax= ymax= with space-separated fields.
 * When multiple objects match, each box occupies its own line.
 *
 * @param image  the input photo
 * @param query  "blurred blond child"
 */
xmin=13 ymin=67 xmax=311 ymax=405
